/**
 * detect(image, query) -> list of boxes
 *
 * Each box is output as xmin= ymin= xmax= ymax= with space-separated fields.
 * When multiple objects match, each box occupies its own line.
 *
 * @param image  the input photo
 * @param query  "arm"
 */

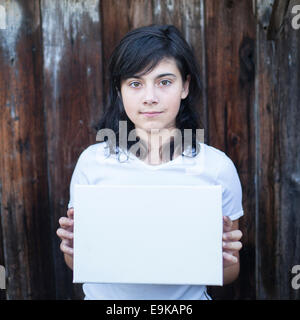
xmin=222 ymin=218 xmax=243 ymax=285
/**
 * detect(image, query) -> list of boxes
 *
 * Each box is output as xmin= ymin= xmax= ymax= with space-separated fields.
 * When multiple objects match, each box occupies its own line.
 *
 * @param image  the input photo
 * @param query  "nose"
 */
xmin=143 ymin=86 xmax=159 ymax=105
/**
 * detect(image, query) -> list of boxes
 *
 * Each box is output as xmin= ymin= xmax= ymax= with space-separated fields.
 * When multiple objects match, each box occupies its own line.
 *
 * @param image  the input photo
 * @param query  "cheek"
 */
xmin=163 ymin=90 xmax=182 ymax=114
xmin=123 ymin=106 xmax=138 ymax=125
xmin=121 ymin=91 xmax=137 ymax=118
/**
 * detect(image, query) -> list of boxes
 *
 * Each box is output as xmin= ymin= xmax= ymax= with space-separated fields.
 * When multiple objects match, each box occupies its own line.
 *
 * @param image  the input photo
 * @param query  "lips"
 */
xmin=140 ymin=111 xmax=163 ymax=114
xmin=140 ymin=111 xmax=163 ymax=118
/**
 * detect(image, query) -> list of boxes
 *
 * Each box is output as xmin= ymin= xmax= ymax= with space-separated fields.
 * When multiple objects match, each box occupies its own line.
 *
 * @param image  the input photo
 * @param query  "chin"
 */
xmin=144 ymin=124 xmax=166 ymax=132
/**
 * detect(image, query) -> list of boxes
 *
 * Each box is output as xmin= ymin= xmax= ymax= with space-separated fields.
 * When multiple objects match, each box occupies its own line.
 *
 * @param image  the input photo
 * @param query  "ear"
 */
xmin=181 ymin=74 xmax=191 ymax=100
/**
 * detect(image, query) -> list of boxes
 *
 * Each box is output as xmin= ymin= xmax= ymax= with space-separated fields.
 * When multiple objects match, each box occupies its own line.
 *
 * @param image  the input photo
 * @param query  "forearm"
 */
xmin=64 ymin=253 xmax=73 ymax=270
xmin=223 ymin=262 xmax=240 ymax=285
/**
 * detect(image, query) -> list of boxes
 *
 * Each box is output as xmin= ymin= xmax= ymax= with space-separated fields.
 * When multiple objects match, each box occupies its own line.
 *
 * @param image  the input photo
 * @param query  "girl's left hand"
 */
xmin=222 ymin=216 xmax=243 ymax=268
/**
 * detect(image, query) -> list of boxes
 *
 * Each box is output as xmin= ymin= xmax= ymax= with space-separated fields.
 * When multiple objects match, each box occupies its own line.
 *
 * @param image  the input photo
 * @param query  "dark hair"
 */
xmin=95 ymin=24 xmax=203 ymax=162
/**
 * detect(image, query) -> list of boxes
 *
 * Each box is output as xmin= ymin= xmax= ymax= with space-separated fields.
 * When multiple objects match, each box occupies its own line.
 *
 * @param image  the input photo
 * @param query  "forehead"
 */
xmin=134 ymin=58 xmax=180 ymax=79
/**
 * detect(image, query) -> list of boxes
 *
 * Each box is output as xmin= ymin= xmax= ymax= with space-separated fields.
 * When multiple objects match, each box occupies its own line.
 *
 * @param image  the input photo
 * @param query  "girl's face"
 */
xmin=120 ymin=58 xmax=190 ymax=134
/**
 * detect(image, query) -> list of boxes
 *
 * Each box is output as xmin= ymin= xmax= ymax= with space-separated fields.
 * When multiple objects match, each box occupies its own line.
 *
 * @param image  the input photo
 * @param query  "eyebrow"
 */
xmin=128 ymin=73 xmax=177 ymax=80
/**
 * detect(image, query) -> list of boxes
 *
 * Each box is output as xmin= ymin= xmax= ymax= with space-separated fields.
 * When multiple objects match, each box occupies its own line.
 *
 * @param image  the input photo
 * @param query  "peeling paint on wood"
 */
xmin=40 ymin=0 xmax=103 ymax=300
xmin=256 ymin=0 xmax=275 ymax=29
xmin=0 ymin=0 xmax=23 ymax=57
xmin=0 ymin=0 xmax=55 ymax=300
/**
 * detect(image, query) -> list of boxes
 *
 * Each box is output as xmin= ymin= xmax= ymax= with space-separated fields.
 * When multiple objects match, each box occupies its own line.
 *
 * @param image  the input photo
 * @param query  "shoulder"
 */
xmin=203 ymin=143 xmax=227 ymax=160
xmin=204 ymin=144 xmax=242 ymax=193
xmin=83 ymin=142 xmax=108 ymax=156
xmin=75 ymin=142 xmax=109 ymax=166
xmin=201 ymin=143 xmax=236 ymax=174
xmin=202 ymin=144 xmax=243 ymax=220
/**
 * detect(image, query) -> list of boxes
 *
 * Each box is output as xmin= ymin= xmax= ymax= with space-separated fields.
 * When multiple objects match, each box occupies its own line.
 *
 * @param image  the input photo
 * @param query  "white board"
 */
xmin=73 ymin=184 xmax=223 ymax=286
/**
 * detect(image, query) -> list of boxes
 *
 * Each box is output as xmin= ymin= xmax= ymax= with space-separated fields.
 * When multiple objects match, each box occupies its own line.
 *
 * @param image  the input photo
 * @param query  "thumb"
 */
xmin=67 ymin=207 xmax=74 ymax=219
xmin=223 ymin=216 xmax=232 ymax=232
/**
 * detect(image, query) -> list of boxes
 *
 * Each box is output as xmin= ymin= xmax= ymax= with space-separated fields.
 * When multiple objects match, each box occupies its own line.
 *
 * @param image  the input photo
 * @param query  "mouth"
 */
xmin=140 ymin=111 xmax=163 ymax=118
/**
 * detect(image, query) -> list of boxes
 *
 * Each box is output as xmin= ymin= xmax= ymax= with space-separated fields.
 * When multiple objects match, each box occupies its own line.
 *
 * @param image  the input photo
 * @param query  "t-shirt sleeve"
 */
xmin=216 ymin=155 xmax=244 ymax=221
xmin=67 ymin=150 xmax=90 ymax=209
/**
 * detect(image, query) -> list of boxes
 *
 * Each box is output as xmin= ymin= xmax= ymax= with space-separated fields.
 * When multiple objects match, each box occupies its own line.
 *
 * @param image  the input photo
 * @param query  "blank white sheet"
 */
xmin=73 ymin=184 xmax=223 ymax=286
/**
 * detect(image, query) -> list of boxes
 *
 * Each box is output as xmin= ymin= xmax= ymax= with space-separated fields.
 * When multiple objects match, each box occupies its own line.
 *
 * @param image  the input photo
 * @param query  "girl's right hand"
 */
xmin=56 ymin=207 xmax=74 ymax=257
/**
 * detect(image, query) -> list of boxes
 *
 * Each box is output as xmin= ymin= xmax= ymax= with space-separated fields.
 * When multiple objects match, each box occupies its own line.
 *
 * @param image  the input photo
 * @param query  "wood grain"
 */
xmin=257 ymin=0 xmax=300 ymax=299
xmin=0 ymin=0 xmax=55 ymax=299
xmin=0 ymin=0 xmax=299 ymax=300
xmin=205 ymin=0 xmax=256 ymax=299
xmin=40 ymin=0 xmax=103 ymax=299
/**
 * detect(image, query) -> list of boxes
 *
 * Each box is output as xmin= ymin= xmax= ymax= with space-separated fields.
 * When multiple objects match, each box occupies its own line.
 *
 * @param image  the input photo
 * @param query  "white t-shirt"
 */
xmin=68 ymin=141 xmax=244 ymax=300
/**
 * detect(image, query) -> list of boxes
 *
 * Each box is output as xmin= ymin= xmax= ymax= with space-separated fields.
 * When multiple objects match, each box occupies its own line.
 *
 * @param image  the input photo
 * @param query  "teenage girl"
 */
xmin=56 ymin=24 xmax=243 ymax=300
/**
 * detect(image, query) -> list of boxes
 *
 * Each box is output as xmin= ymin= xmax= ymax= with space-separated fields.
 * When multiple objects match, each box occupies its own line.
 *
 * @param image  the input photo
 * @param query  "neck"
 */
xmin=135 ymin=127 xmax=181 ymax=165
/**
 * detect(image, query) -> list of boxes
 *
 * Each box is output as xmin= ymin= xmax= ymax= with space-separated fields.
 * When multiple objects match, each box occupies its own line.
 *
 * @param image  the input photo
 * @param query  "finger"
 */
xmin=59 ymin=217 xmax=73 ymax=229
xmin=223 ymin=216 xmax=233 ymax=232
xmin=223 ymin=251 xmax=238 ymax=264
xmin=222 ymin=230 xmax=243 ymax=241
xmin=223 ymin=241 xmax=243 ymax=251
xmin=60 ymin=239 xmax=74 ymax=255
xmin=67 ymin=208 xmax=74 ymax=219
xmin=56 ymin=228 xmax=73 ymax=240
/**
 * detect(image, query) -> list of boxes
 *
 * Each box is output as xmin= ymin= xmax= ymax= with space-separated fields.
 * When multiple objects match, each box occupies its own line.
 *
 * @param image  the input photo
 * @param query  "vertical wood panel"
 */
xmin=0 ymin=181 xmax=6 ymax=300
xmin=256 ymin=0 xmax=300 ymax=299
xmin=0 ymin=0 xmax=55 ymax=299
xmin=205 ymin=0 xmax=256 ymax=299
xmin=279 ymin=1 xmax=300 ymax=299
xmin=41 ymin=0 xmax=103 ymax=299
xmin=256 ymin=0 xmax=278 ymax=299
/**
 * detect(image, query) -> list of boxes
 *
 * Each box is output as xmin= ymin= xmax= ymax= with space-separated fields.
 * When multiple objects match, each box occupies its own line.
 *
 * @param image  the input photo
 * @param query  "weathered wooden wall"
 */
xmin=256 ymin=0 xmax=300 ymax=299
xmin=0 ymin=0 xmax=299 ymax=300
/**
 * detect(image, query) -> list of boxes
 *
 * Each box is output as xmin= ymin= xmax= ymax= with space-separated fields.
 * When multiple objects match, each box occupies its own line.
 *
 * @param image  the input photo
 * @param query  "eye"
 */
xmin=159 ymin=79 xmax=172 ymax=86
xmin=129 ymin=81 xmax=141 ymax=88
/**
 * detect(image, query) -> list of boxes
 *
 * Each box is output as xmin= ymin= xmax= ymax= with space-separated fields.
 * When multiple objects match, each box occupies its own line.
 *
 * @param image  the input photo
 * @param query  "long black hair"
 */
xmin=95 ymin=24 xmax=203 ymax=162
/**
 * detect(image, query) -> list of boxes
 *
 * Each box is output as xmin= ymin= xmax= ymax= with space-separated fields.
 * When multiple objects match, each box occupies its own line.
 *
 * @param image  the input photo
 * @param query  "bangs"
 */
xmin=116 ymin=37 xmax=176 ymax=83
xmin=122 ymin=54 xmax=163 ymax=80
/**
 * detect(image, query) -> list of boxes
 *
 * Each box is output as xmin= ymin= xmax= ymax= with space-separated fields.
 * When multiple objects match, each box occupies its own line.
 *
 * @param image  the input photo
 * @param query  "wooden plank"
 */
xmin=205 ymin=0 xmax=256 ymax=299
xmin=0 ymin=196 xmax=6 ymax=300
xmin=267 ymin=0 xmax=291 ymax=39
xmin=40 ymin=0 xmax=103 ymax=299
xmin=256 ymin=0 xmax=300 ymax=299
xmin=0 ymin=0 xmax=55 ymax=299
xmin=280 ymin=0 xmax=300 ymax=300
xmin=255 ymin=0 xmax=278 ymax=299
